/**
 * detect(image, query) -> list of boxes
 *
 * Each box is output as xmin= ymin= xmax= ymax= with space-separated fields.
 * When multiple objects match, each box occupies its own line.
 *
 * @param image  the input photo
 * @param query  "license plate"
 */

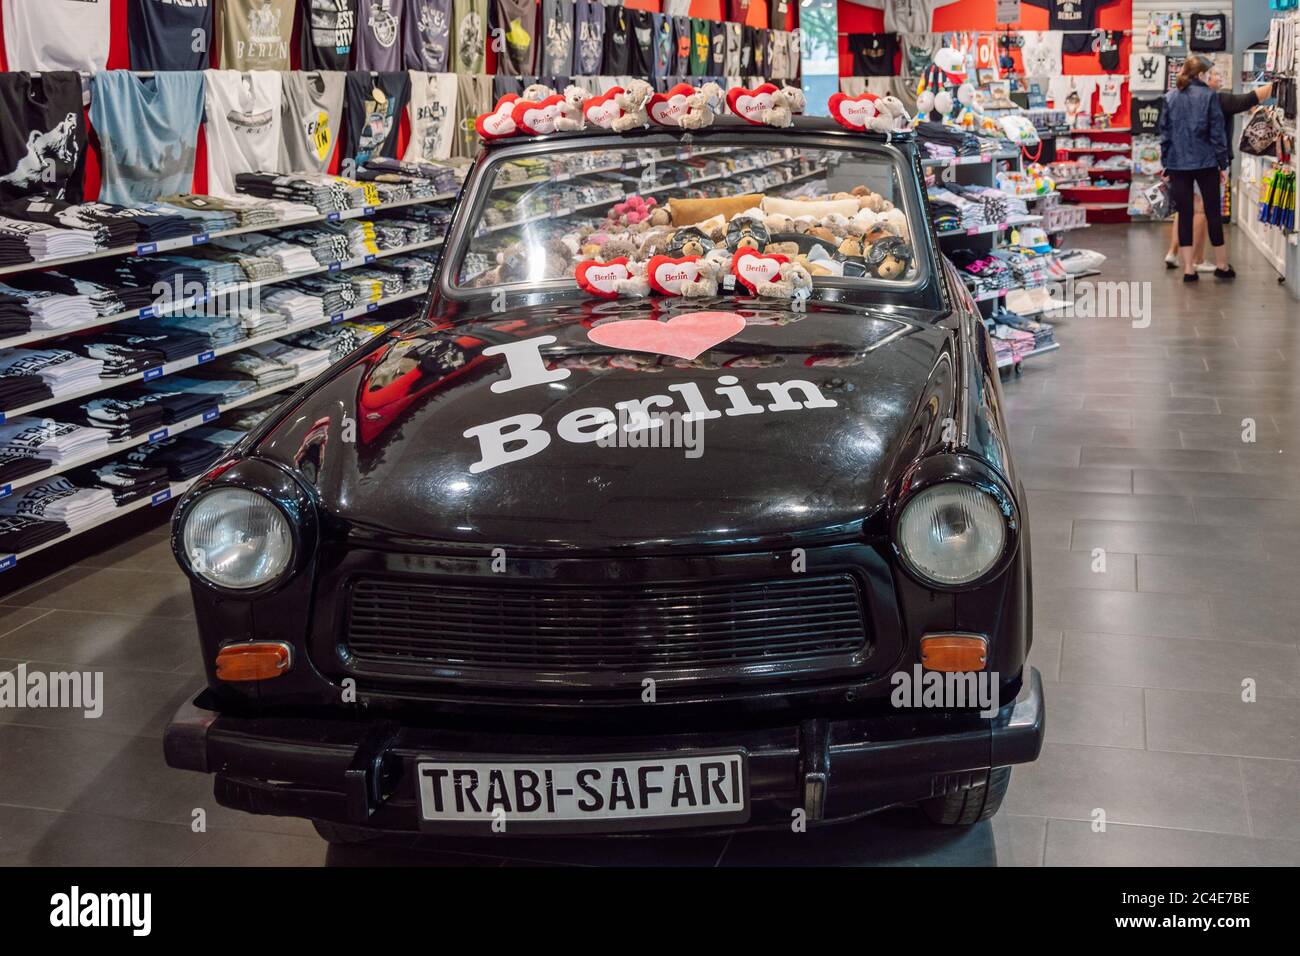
xmin=416 ymin=752 xmax=748 ymax=831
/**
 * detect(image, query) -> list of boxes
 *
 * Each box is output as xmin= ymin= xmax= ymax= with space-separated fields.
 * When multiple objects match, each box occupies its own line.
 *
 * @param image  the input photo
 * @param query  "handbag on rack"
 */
xmin=1239 ymin=107 xmax=1284 ymax=157
xmin=1144 ymin=180 xmax=1171 ymax=219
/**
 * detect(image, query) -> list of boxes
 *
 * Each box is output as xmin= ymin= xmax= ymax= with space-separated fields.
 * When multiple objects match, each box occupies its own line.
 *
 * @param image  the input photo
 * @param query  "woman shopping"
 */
xmin=1158 ymin=55 xmax=1235 ymax=281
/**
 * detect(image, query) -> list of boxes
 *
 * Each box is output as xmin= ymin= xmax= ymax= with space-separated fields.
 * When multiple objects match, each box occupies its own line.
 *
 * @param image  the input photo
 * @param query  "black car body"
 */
xmin=164 ymin=118 xmax=1043 ymax=839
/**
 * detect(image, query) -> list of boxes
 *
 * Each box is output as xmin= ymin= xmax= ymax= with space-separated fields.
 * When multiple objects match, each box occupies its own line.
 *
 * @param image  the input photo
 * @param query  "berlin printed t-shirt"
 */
xmin=405 ymin=0 xmax=453 ymax=72
xmin=0 ymin=72 xmax=88 ymax=205
xmin=574 ymin=0 xmax=604 ymax=75
xmin=452 ymin=0 xmax=488 ymax=72
xmin=404 ymin=71 xmax=458 ymax=163
xmin=356 ymin=0 xmax=406 ymax=70
xmin=280 ymin=70 xmax=347 ymax=174
xmin=2 ymin=0 xmax=112 ymax=73
xmin=128 ymin=0 xmax=214 ymax=71
xmin=538 ymin=0 xmax=575 ymax=77
xmin=342 ymin=71 xmax=411 ymax=166
xmin=90 ymin=71 xmax=206 ymax=205
xmin=300 ymin=0 xmax=359 ymax=71
xmin=220 ymin=0 xmax=295 ymax=70
xmin=203 ymin=70 xmax=285 ymax=198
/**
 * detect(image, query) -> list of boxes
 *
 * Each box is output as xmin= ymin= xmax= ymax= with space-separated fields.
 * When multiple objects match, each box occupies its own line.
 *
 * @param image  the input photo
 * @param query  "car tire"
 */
xmin=311 ymin=820 xmax=388 ymax=845
xmin=921 ymin=767 xmax=1012 ymax=826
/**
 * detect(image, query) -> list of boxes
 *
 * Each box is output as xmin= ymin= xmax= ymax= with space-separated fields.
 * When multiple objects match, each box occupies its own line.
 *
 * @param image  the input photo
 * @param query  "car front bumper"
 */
xmin=164 ymin=667 xmax=1044 ymax=835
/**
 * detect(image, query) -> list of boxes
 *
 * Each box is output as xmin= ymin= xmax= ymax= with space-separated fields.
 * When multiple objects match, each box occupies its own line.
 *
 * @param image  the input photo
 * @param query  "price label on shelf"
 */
xmin=151 ymin=489 xmax=172 ymax=506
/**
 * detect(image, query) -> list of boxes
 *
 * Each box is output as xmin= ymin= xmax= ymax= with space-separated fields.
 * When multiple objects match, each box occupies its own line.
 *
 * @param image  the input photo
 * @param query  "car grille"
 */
xmin=343 ymin=573 xmax=869 ymax=686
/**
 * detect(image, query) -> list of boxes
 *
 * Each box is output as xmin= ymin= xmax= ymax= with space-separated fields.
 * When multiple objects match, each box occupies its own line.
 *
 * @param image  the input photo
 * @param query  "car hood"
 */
xmin=253 ymin=297 xmax=957 ymax=551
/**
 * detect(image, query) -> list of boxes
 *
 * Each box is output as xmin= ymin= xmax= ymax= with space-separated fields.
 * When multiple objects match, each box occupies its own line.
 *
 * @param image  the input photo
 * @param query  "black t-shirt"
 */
xmin=671 ymin=15 xmax=691 ymax=76
xmin=1097 ymin=30 xmax=1121 ymax=71
xmin=740 ymin=24 xmax=754 ymax=74
xmin=1130 ymin=95 xmax=1163 ymax=135
xmin=128 ymin=0 xmax=213 ymax=70
xmin=1025 ymin=0 xmax=1112 ymax=55
xmin=849 ymin=33 xmax=897 ymax=76
xmin=628 ymin=9 xmax=655 ymax=76
xmin=0 ymin=72 xmax=87 ymax=205
xmin=603 ymin=5 xmax=630 ymax=74
xmin=300 ymin=0 xmax=359 ymax=71
xmin=1190 ymin=14 xmax=1227 ymax=53
xmin=709 ymin=21 xmax=726 ymax=74
xmin=342 ymin=71 xmax=411 ymax=166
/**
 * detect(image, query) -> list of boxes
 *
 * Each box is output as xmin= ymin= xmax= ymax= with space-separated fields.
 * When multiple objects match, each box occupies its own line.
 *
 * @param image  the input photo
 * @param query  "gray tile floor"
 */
xmin=1 ymin=223 xmax=1297 ymax=865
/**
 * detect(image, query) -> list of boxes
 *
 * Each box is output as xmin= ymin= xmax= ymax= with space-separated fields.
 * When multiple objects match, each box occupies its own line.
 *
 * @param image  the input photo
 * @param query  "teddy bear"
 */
xmin=864 ymin=236 xmax=914 ymax=280
xmin=794 ymin=253 xmax=834 ymax=277
xmin=680 ymin=82 xmax=723 ymax=130
xmin=753 ymin=260 xmax=814 ymax=299
xmin=763 ymin=213 xmax=794 ymax=235
xmin=595 ymin=235 xmax=639 ymax=262
xmin=612 ymin=79 xmax=654 ymax=132
xmin=555 ymin=84 xmax=587 ymax=132
xmin=678 ymin=256 xmax=721 ymax=297
xmin=877 ymin=207 xmax=909 ymax=239
xmin=521 ymin=82 xmax=556 ymax=103
xmin=761 ymin=85 xmax=806 ymax=128
xmin=838 ymin=236 xmax=866 ymax=258
xmin=607 ymin=194 xmax=657 ymax=228
xmin=725 ymin=216 xmax=770 ymax=252
xmin=764 ymin=240 xmax=799 ymax=257
xmin=648 ymin=206 xmax=671 ymax=227
xmin=665 ymin=226 xmax=714 ymax=257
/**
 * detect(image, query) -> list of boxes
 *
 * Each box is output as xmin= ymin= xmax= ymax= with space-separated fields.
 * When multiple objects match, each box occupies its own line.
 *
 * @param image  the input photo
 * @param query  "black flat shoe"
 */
xmin=1183 ymin=273 xmax=1199 ymax=283
xmin=1214 ymin=267 xmax=1236 ymax=279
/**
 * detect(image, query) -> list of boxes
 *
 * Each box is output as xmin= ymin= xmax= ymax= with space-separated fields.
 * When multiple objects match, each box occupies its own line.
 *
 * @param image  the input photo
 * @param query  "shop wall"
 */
xmin=838 ymin=0 xmax=1134 ymax=122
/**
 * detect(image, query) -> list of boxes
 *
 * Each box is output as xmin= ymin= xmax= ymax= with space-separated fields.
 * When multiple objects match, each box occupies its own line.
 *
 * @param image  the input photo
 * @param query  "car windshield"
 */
xmin=449 ymin=138 xmax=923 ymax=295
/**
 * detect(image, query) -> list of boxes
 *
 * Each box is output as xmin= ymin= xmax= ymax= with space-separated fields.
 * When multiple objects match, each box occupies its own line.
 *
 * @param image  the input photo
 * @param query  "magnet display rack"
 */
xmin=925 ymin=147 xmax=1062 ymax=376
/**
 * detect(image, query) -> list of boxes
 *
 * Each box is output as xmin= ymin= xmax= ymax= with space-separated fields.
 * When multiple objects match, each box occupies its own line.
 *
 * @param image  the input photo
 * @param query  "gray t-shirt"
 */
xmin=220 ymin=0 xmax=294 ymax=70
xmin=404 ymin=0 xmax=452 ymax=71
xmin=494 ymin=0 xmax=536 ymax=76
xmin=538 ymin=0 xmax=574 ymax=78
xmin=452 ymin=0 xmax=487 ymax=73
xmin=279 ymin=71 xmax=346 ymax=174
xmin=356 ymin=0 xmax=404 ymax=70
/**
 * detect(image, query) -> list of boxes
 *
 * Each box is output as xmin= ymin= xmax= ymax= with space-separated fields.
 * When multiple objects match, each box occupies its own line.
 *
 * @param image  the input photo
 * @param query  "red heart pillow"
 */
xmin=575 ymin=258 xmax=631 ymax=299
xmin=511 ymin=93 xmax=566 ymax=136
xmin=647 ymin=83 xmax=696 ymax=127
xmin=828 ymin=92 xmax=881 ymax=133
xmin=583 ymin=87 xmax=625 ymax=129
xmin=646 ymin=254 xmax=702 ymax=295
xmin=732 ymin=248 xmax=789 ymax=295
xmin=475 ymin=94 xmax=520 ymax=140
xmin=726 ymin=83 xmax=778 ymax=125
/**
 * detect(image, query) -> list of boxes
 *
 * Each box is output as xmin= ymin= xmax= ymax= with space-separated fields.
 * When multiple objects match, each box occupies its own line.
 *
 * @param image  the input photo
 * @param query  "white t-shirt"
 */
xmin=848 ymin=0 xmax=959 ymax=35
xmin=204 ymin=70 xmax=284 ymax=199
xmin=404 ymin=72 xmax=458 ymax=164
xmin=2 ymin=0 xmax=111 ymax=73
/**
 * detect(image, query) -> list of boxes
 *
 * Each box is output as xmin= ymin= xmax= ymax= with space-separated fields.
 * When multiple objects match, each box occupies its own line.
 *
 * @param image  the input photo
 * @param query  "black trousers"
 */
xmin=1169 ymin=167 xmax=1225 ymax=248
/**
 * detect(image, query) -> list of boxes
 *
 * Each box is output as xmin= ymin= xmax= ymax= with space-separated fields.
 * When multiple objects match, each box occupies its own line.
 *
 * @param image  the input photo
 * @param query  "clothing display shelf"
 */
xmin=937 ymin=215 xmax=1042 ymax=238
xmin=1057 ymin=127 xmax=1134 ymax=224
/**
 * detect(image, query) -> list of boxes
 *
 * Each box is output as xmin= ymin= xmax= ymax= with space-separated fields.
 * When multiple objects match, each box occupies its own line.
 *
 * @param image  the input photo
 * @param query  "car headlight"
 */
xmin=896 ymin=482 xmax=1008 ymax=587
xmin=181 ymin=488 xmax=294 ymax=590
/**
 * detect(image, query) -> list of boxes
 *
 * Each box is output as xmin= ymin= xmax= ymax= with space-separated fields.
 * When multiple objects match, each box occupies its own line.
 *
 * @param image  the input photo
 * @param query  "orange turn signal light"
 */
xmin=215 ymin=642 xmax=292 ymax=681
xmin=920 ymin=634 xmax=988 ymax=672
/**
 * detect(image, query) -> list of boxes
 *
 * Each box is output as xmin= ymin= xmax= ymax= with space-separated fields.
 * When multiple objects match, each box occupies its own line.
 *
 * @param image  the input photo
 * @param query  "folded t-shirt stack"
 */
xmin=346 ymin=268 xmax=400 ymax=302
xmin=192 ymin=351 xmax=296 ymax=389
xmin=261 ymin=287 xmax=326 ymax=326
xmin=0 ymin=374 xmax=52 ymax=411
xmin=161 ymin=255 xmax=245 ymax=290
xmin=126 ymin=434 xmax=226 ymax=480
xmin=153 ymin=374 xmax=258 ymax=404
xmin=285 ymin=320 xmax=386 ymax=361
xmin=226 ymin=306 xmax=288 ymax=337
xmin=66 ymin=459 xmax=170 ymax=505
xmin=0 ymin=282 xmax=96 ymax=333
xmin=247 ymin=341 xmax=331 ymax=380
xmin=0 ymin=476 xmax=116 ymax=530
xmin=10 ymin=272 xmax=151 ymax=320
xmin=224 ymin=395 xmax=285 ymax=432
xmin=355 ymin=168 xmax=437 ymax=200
xmin=323 ymin=220 xmax=380 ymax=258
xmin=235 ymin=173 xmax=363 ymax=214
xmin=0 ymin=215 xmax=98 ymax=263
xmin=160 ymin=194 xmax=280 ymax=229
xmin=195 ymin=246 xmax=283 ymax=283
xmin=376 ymin=256 xmax=434 ymax=289
xmin=0 ymin=417 xmax=110 ymax=465
xmin=288 ymin=275 xmax=355 ymax=316
xmin=364 ymin=157 xmax=463 ymax=196
xmin=138 ymin=379 xmax=225 ymax=422
xmin=76 ymin=390 xmax=169 ymax=440
xmin=0 ymin=513 xmax=69 ymax=553
xmin=209 ymin=234 xmax=318 ymax=274
xmin=154 ymin=199 xmax=239 ymax=235
xmin=146 ymin=313 xmax=243 ymax=349
xmin=1 ymin=198 xmax=137 ymax=249
xmin=275 ymin=227 xmax=349 ymax=265
xmin=376 ymin=217 xmax=436 ymax=245
xmin=0 ymin=451 xmax=51 ymax=484
xmin=0 ymin=348 xmax=103 ymax=398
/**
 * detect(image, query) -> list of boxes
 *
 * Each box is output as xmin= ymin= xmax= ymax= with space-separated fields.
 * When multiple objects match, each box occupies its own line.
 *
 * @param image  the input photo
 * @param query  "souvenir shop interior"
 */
xmin=0 ymin=0 xmax=1297 ymax=870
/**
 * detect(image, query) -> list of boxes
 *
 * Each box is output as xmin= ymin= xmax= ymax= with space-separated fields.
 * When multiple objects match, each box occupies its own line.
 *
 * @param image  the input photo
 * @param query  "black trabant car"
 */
xmin=164 ymin=117 xmax=1043 ymax=843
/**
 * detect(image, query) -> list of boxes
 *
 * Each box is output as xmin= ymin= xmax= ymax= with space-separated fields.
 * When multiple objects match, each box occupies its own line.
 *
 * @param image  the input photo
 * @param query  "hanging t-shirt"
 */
xmin=752 ymin=27 xmax=767 ymax=78
xmin=494 ymin=0 xmax=537 ymax=75
xmin=602 ymin=5 xmax=630 ymax=75
xmin=279 ymin=71 xmax=346 ymax=174
xmin=852 ymin=0 xmax=959 ymax=35
xmin=452 ymin=0 xmax=488 ymax=72
xmin=709 ymin=21 xmax=726 ymax=75
xmin=651 ymin=13 xmax=673 ymax=80
xmin=788 ymin=28 xmax=800 ymax=78
xmin=664 ymin=0 xmax=689 ymax=14
xmin=1096 ymin=74 xmax=1123 ymax=116
xmin=204 ymin=70 xmax=284 ymax=198
xmin=356 ymin=0 xmax=405 ymax=70
xmin=769 ymin=30 xmax=789 ymax=79
xmin=127 ymin=0 xmax=213 ymax=71
xmin=404 ymin=72 xmax=457 ymax=162
xmin=342 ymin=70 xmax=410 ymax=166
xmin=1130 ymin=52 xmax=1167 ymax=92
xmin=300 ymin=0 xmax=359 ymax=71
xmin=574 ymin=0 xmax=604 ymax=75
xmin=220 ymin=0 xmax=294 ymax=70
xmin=689 ymin=18 xmax=710 ymax=77
xmin=1147 ymin=12 xmax=1185 ymax=50
xmin=628 ymin=10 xmax=655 ymax=78
xmin=0 ymin=72 xmax=88 ymax=205
xmin=1019 ymin=31 xmax=1063 ymax=77
xmin=453 ymin=72 xmax=491 ymax=157
xmin=724 ymin=22 xmax=742 ymax=76
xmin=1190 ymin=14 xmax=1227 ymax=53
xmin=2 ymin=0 xmax=112 ymax=73
xmin=404 ymin=0 xmax=452 ymax=71
xmin=849 ymin=33 xmax=897 ymax=77
xmin=1130 ymin=95 xmax=1163 ymax=136
xmin=90 ymin=72 xmax=205 ymax=205
xmin=1097 ymin=30 xmax=1122 ymax=71
xmin=1024 ymin=1 xmax=1117 ymax=54
xmin=672 ymin=16 xmax=693 ymax=76
xmin=539 ymin=0 xmax=575 ymax=77
xmin=728 ymin=0 xmax=749 ymax=22
xmin=739 ymin=24 xmax=754 ymax=75
xmin=900 ymin=31 xmax=939 ymax=79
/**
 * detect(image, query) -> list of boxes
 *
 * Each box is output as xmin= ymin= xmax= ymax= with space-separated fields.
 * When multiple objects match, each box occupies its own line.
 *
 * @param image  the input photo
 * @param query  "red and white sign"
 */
xmin=646 ymin=254 xmax=702 ymax=295
xmin=512 ymin=94 xmax=565 ymax=135
xmin=726 ymin=83 xmax=777 ymax=125
xmin=647 ymin=83 xmax=696 ymax=127
xmin=575 ymin=258 xmax=630 ymax=298
xmin=828 ymin=92 xmax=880 ymax=133
xmin=732 ymin=248 xmax=789 ymax=294
xmin=582 ymin=87 xmax=625 ymax=129
xmin=475 ymin=95 xmax=520 ymax=140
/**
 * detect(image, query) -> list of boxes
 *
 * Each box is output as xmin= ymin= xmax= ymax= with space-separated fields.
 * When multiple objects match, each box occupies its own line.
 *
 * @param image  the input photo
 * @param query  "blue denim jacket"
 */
xmin=1159 ymin=79 xmax=1229 ymax=171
